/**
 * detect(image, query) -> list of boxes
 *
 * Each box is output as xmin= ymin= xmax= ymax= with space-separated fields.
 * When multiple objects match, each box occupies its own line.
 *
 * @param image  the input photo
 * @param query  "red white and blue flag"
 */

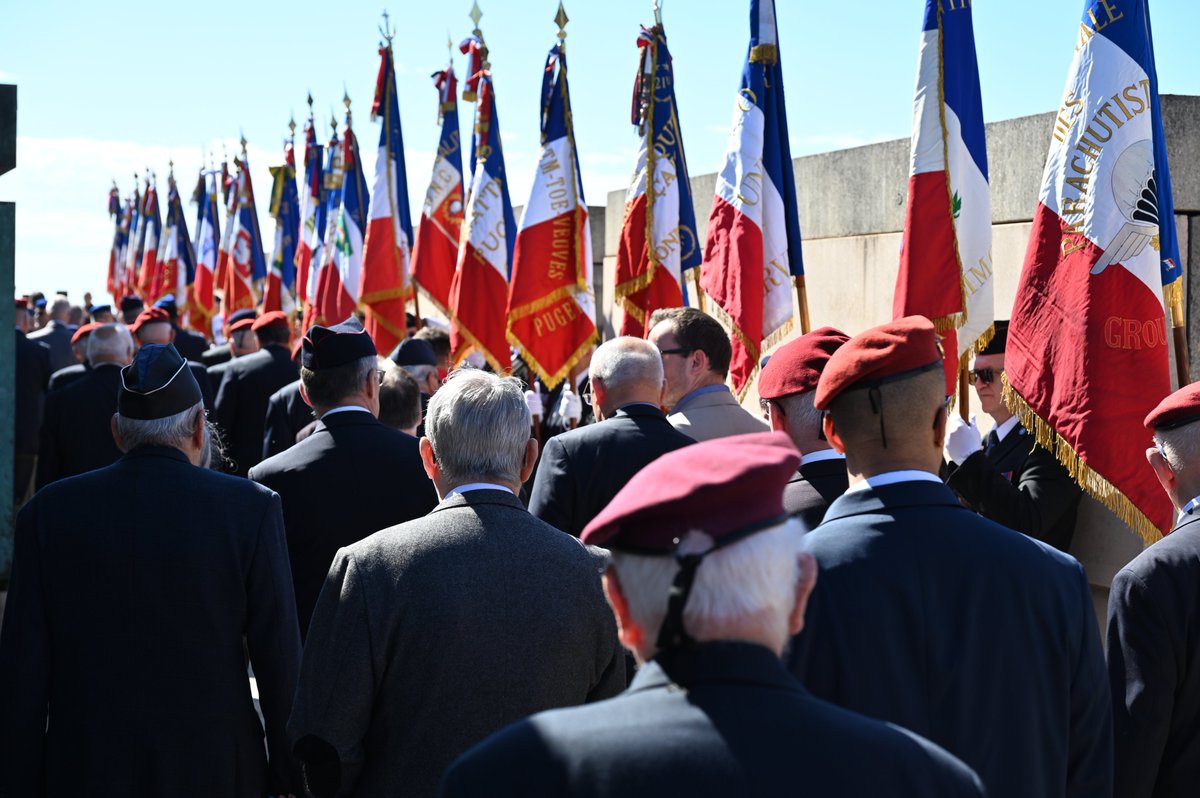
xmin=189 ymin=170 xmax=218 ymax=335
xmin=701 ymin=0 xmax=803 ymax=399
xmin=137 ymin=177 xmax=163 ymax=301
xmin=614 ymin=22 xmax=701 ymax=338
xmin=411 ymin=65 xmax=464 ymax=323
xmin=894 ymin=0 xmax=993 ymax=391
xmin=156 ymin=170 xmax=196 ymax=316
xmin=215 ymin=158 xmax=236 ymax=316
xmin=448 ymin=43 xmax=517 ymax=373
xmin=316 ymin=107 xmax=369 ymax=326
xmin=224 ymin=152 xmax=266 ymax=316
xmin=295 ymin=109 xmax=324 ymax=313
xmin=107 ymin=184 xmax=126 ymax=301
xmin=263 ymin=134 xmax=300 ymax=315
xmin=1007 ymin=0 xmax=1177 ymax=541
xmin=306 ymin=123 xmax=343 ymax=329
xmin=507 ymin=34 xmax=597 ymax=388
xmin=361 ymin=43 xmax=416 ymax=354
xmin=124 ymin=179 xmax=144 ymax=299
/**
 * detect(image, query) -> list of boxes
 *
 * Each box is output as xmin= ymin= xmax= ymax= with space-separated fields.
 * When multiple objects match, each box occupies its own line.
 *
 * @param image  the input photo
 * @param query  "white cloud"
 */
xmin=0 ymin=71 xmax=17 ymax=83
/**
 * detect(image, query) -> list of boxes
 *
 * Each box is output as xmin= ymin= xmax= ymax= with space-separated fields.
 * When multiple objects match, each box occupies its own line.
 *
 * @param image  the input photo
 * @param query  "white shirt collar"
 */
xmin=445 ymin=482 xmax=515 ymax=498
xmin=320 ymin=405 xmax=372 ymax=419
xmin=1181 ymin=495 xmax=1200 ymax=518
xmin=992 ymin=415 xmax=1021 ymax=442
xmin=801 ymin=449 xmax=845 ymax=466
xmin=844 ymin=470 xmax=943 ymax=494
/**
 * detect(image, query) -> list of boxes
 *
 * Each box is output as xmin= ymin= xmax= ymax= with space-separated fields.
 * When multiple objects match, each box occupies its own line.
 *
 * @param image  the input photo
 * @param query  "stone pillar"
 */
xmin=0 ymin=83 xmax=15 ymax=583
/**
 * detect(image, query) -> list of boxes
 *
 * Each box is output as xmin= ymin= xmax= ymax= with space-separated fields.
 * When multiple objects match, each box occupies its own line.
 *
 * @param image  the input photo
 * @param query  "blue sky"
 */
xmin=2 ymin=0 xmax=1197 ymax=303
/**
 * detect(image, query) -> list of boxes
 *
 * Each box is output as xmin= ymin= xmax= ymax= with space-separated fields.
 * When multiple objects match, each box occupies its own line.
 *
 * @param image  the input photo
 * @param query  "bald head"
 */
xmin=48 ymin=296 xmax=70 ymax=322
xmin=824 ymin=367 xmax=947 ymax=479
xmin=590 ymin=336 xmax=665 ymax=419
xmin=135 ymin=322 xmax=175 ymax=347
xmin=87 ymin=324 xmax=135 ymax=366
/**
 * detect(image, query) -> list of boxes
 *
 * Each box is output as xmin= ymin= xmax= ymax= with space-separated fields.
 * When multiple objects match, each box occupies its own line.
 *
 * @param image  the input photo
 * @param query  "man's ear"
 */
xmin=1148 ymin=447 xmax=1177 ymax=500
xmin=299 ymin=382 xmax=314 ymax=409
xmin=823 ymin=414 xmax=846 ymax=454
xmin=419 ymin=436 xmax=439 ymax=482
xmin=191 ymin=407 xmax=206 ymax=451
xmin=110 ymin=414 xmax=125 ymax=453
xmin=603 ymin=568 xmax=644 ymax=654
xmin=519 ymin=438 xmax=540 ymax=484
xmin=787 ymin=551 xmax=819 ymax=636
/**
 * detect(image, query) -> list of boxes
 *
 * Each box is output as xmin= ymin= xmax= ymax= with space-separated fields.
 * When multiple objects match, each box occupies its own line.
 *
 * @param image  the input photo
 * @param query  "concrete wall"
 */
xmin=600 ymin=95 xmax=1200 ymax=627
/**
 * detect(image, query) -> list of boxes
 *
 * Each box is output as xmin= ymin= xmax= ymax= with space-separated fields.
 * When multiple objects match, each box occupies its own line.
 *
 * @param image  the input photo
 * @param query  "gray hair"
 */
xmin=774 ymin=390 xmax=824 ymax=437
xmin=425 ymin=368 xmax=530 ymax=485
xmin=590 ymin=336 xmax=663 ymax=392
xmin=116 ymin=401 xmax=204 ymax=454
xmin=610 ymin=519 xmax=806 ymax=658
xmin=1155 ymin=424 xmax=1200 ymax=474
xmin=401 ymin=363 xmax=438 ymax=384
xmin=86 ymin=324 xmax=134 ymax=365
xmin=300 ymin=355 xmax=376 ymax=408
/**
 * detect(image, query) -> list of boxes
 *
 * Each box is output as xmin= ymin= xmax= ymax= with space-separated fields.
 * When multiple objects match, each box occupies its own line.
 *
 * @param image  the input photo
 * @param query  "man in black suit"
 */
xmin=118 ymin=294 xmax=143 ymax=324
xmin=215 ymin=310 xmax=299 ymax=476
xmin=250 ymin=316 xmax=438 ymax=639
xmin=207 ymin=314 xmax=260 ymax=386
xmin=442 ymin=433 xmax=985 ymax=798
xmin=14 ymin=299 xmax=51 ymax=505
xmin=758 ymin=326 xmax=851 ymax=528
xmin=128 ymin=307 xmax=215 ymax=410
xmin=787 ymin=316 xmax=1112 ymax=798
xmin=46 ymin=321 xmax=100 ymax=392
xmin=36 ymin=323 xmax=134 ymax=490
xmin=528 ymin=336 xmax=694 ymax=536
xmin=27 ymin=294 xmax=75 ymax=373
xmin=290 ymin=368 xmax=625 ymax=798
xmin=262 ymin=379 xmax=314 ymax=458
xmin=943 ymin=320 xmax=1081 ymax=551
xmin=202 ymin=307 xmax=257 ymax=368
xmin=154 ymin=293 xmax=209 ymax=361
xmin=1107 ymin=382 xmax=1200 ymax=797
xmin=0 ymin=344 xmax=301 ymax=797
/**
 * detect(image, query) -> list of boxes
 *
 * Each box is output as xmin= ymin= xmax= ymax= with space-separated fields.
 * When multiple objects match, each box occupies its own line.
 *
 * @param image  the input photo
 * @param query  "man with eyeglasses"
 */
xmin=943 ymin=320 xmax=1082 ymax=552
xmin=250 ymin=315 xmax=437 ymax=640
xmin=646 ymin=306 xmax=768 ymax=442
xmin=1107 ymin=382 xmax=1200 ymax=797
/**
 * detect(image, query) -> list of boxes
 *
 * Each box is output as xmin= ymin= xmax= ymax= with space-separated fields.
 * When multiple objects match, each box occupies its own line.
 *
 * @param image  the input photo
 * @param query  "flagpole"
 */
xmin=794 ymin=275 xmax=809 ymax=334
xmin=1167 ymin=289 xmax=1191 ymax=386
xmin=958 ymin=363 xmax=969 ymax=421
xmin=691 ymin=268 xmax=705 ymax=313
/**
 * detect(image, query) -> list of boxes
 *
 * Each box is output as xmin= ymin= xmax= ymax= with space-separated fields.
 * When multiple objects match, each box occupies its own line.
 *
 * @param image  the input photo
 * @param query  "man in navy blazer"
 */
xmin=529 ymin=336 xmax=695 ymax=536
xmin=250 ymin=316 xmax=438 ymax=639
xmin=442 ymin=433 xmax=984 ymax=798
xmin=787 ymin=316 xmax=1112 ymax=798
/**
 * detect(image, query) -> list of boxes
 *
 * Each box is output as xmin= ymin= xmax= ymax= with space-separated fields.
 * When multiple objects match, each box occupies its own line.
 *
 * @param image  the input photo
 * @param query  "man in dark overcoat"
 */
xmin=250 ymin=316 xmax=437 ymax=639
xmin=14 ymin=298 xmax=51 ymax=505
xmin=442 ymin=433 xmax=985 ymax=798
xmin=288 ymin=368 xmax=625 ymax=798
xmin=528 ymin=336 xmax=694 ymax=537
xmin=787 ymin=316 xmax=1112 ymax=798
xmin=0 ymin=344 xmax=301 ymax=797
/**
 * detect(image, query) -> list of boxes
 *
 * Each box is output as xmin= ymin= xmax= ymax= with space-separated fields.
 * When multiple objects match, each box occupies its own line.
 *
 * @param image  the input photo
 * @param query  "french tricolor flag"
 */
xmin=361 ymin=42 xmax=415 ymax=354
xmin=507 ymin=32 xmax=597 ymax=388
xmin=318 ymin=108 xmax=369 ymax=326
xmin=295 ymin=111 xmax=324 ymax=314
xmin=448 ymin=49 xmax=516 ymax=374
xmin=895 ymin=0 xmax=993 ymax=388
xmin=137 ymin=178 xmax=162 ymax=300
xmin=701 ymin=0 xmax=802 ymax=400
xmin=191 ymin=173 xmax=220 ymax=333
xmin=1007 ymin=0 xmax=1177 ymax=541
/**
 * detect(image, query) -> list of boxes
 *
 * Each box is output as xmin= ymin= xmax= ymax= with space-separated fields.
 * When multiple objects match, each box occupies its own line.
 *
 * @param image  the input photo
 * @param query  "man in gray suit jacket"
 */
xmin=28 ymin=295 xmax=76 ymax=373
xmin=647 ymin=307 xmax=768 ymax=442
xmin=289 ymin=368 xmax=626 ymax=798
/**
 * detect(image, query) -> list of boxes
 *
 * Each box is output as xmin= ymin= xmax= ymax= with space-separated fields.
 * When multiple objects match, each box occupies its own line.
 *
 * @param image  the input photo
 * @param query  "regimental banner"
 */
xmin=317 ymin=106 xmax=369 ymax=327
xmin=137 ymin=178 xmax=162 ymax=301
xmin=507 ymin=33 xmax=597 ymax=389
xmin=361 ymin=43 xmax=416 ymax=354
xmin=124 ymin=180 xmax=144 ymax=301
xmin=307 ymin=123 xmax=344 ymax=330
xmin=701 ymin=0 xmax=803 ymax=400
xmin=225 ymin=152 xmax=266 ymax=316
xmin=411 ymin=65 xmax=465 ymax=322
xmin=156 ymin=171 xmax=196 ymax=317
xmin=894 ymin=0 xmax=994 ymax=391
xmin=263 ymin=135 xmax=300 ymax=316
xmin=107 ymin=185 xmax=126 ymax=301
xmin=614 ymin=23 xmax=701 ymax=338
xmin=295 ymin=110 xmax=324 ymax=314
xmin=448 ymin=59 xmax=516 ymax=373
xmin=189 ymin=171 xmax=219 ymax=335
xmin=1006 ymin=0 xmax=1177 ymax=542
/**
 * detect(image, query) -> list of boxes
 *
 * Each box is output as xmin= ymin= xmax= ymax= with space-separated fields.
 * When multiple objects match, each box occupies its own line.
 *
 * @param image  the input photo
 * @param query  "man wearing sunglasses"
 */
xmin=943 ymin=321 xmax=1082 ymax=552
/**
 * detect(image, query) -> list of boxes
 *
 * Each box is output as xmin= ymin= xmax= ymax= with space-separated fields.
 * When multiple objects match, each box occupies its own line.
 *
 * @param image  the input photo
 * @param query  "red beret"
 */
xmin=1145 ymin=382 xmax=1200 ymax=431
xmin=252 ymin=310 xmax=290 ymax=331
xmin=228 ymin=317 xmax=256 ymax=334
xmin=581 ymin=431 xmax=800 ymax=551
xmin=814 ymin=316 xmax=943 ymax=410
xmin=759 ymin=327 xmax=850 ymax=401
xmin=71 ymin=322 xmax=101 ymax=345
xmin=129 ymin=307 xmax=171 ymax=335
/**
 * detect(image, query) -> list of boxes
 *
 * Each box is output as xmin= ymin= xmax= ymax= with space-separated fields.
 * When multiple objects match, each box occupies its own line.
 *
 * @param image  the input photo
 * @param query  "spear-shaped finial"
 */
xmin=380 ymin=10 xmax=395 ymax=45
xmin=653 ymin=0 xmax=662 ymax=26
xmin=168 ymin=158 xmax=174 ymax=175
xmin=239 ymin=131 xmax=248 ymax=154
xmin=289 ymin=114 xmax=297 ymax=138
xmin=330 ymin=110 xmax=338 ymax=134
xmin=307 ymin=91 xmax=314 ymax=113
xmin=343 ymin=89 xmax=352 ymax=125
xmin=555 ymin=1 xmax=568 ymax=39
xmin=469 ymin=0 xmax=483 ymax=35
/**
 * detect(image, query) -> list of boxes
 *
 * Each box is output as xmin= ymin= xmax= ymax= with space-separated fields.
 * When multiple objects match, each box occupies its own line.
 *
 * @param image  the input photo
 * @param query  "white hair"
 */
xmin=774 ymin=390 xmax=824 ymax=436
xmin=590 ymin=336 xmax=663 ymax=392
xmin=425 ymin=369 xmax=530 ymax=485
xmin=116 ymin=402 xmax=203 ymax=453
xmin=610 ymin=519 xmax=806 ymax=657
xmin=86 ymin=323 xmax=134 ymax=365
xmin=1156 ymin=424 xmax=1200 ymax=474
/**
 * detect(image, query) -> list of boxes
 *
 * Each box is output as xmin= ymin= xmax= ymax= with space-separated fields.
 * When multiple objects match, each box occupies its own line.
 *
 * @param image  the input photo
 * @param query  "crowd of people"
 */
xmin=3 ymin=291 xmax=1200 ymax=797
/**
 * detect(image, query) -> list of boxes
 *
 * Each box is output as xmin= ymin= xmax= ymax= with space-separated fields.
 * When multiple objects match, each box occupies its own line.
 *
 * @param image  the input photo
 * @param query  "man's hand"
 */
xmin=944 ymin=412 xmax=982 ymax=465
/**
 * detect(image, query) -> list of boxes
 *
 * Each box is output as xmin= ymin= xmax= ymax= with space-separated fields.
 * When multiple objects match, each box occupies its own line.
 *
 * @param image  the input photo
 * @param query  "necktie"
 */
xmin=985 ymin=429 xmax=1001 ymax=457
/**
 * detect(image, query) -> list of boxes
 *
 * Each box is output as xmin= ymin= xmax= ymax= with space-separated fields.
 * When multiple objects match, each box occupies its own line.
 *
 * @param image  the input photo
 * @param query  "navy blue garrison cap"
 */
xmin=301 ymin=315 xmax=377 ymax=370
xmin=390 ymin=337 xmax=437 ymax=368
xmin=118 ymin=344 xmax=203 ymax=420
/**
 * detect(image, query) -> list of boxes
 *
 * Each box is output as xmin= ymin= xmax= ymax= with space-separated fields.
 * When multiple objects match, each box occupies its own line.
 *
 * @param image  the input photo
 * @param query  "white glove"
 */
xmin=558 ymin=387 xmax=583 ymax=424
xmin=464 ymin=351 xmax=485 ymax=369
xmin=525 ymin=389 xmax=544 ymax=418
xmin=944 ymin=412 xmax=982 ymax=465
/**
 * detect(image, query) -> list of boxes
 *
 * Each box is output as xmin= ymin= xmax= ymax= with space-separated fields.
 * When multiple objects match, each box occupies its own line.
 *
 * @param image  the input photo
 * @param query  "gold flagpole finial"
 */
xmin=555 ymin=1 xmax=569 ymax=39
xmin=469 ymin=1 xmax=483 ymax=35
xmin=330 ymin=110 xmax=338 ymax=134
xmin=288 ymin=114 xmax=297 ymax=138
xmin=306 ymin=92 xmax=314 ymax=113
xmin=239 ymin=131 xmax=248 ymax=155
xmin=447 ymin=32 xmax=454 ymax=62
xmin=343 ymin=89 xmax=352 ymax=125
xmin=653 ymin=0 xmax=662 ymax=26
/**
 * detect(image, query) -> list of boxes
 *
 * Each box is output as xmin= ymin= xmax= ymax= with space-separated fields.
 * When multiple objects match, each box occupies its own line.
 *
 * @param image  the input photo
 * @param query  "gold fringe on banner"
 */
xmin=699 ymin=285 xmax=793 ymax=404
xmin=749 ymin=44 xmax=777 ymax=65
xmin=1001 ymin=373 xmax=1164 ymax=546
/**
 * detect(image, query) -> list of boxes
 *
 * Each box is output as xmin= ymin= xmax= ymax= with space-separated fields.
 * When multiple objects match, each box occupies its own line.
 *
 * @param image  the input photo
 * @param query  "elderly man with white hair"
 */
xmin=529 ymin=335 xmax=695 ymax=536
xmin=289 ymin=367 xmax=625 ymax=798
xmin=0 ymin=343 xmax=302 ymax=796
xmin=441 ymin=432 xmax=985 ymax=797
